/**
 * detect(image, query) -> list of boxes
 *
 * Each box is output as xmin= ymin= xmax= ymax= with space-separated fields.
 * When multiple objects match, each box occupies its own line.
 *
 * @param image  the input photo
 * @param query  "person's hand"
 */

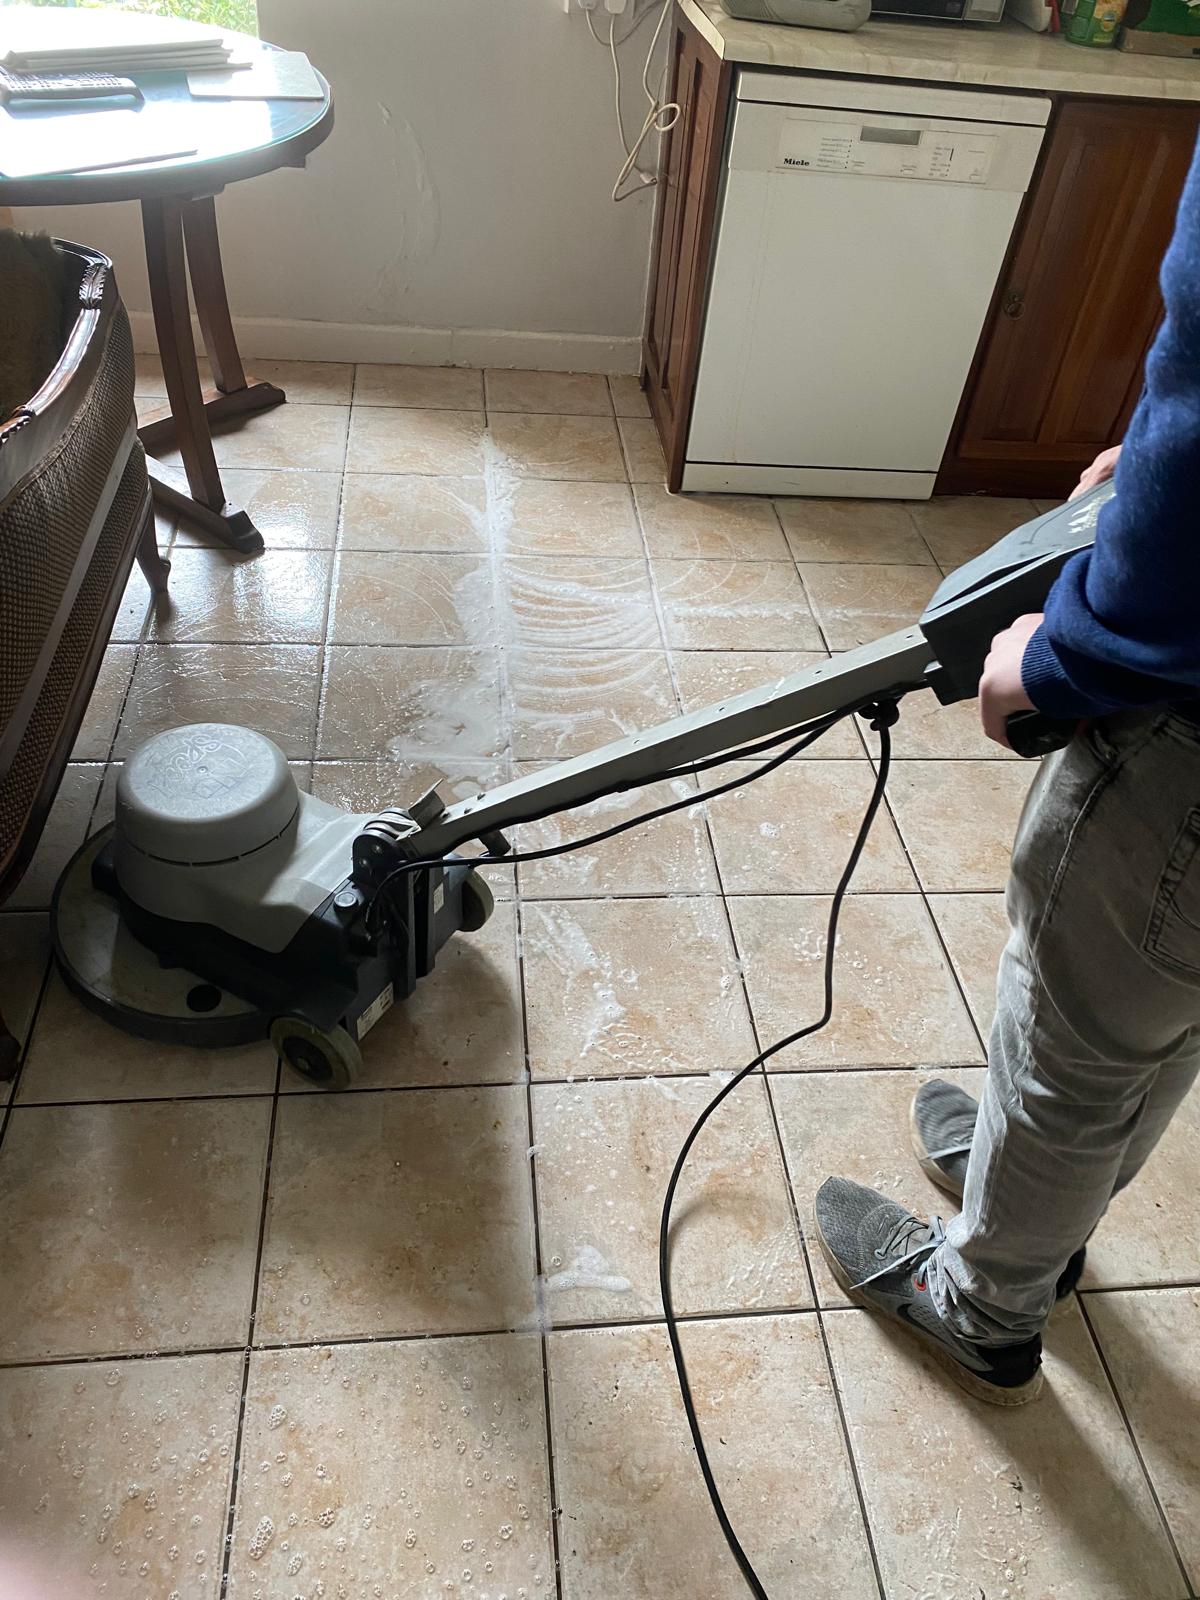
xmin=1069 ymin=444 xmax=1120 ymax=501
xmin=980 ymin=613 xmax=1042 ymax=748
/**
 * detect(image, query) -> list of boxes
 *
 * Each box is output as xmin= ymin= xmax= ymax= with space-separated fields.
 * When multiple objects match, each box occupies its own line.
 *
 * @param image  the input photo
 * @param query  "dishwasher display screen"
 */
xmin=777 ymin=119 xmax=997 ymax=183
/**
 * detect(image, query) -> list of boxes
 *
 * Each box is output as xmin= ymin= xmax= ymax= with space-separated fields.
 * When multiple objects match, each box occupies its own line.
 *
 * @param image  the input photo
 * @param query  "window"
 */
xmin=6 ymin=0 xmax=258 ymax=37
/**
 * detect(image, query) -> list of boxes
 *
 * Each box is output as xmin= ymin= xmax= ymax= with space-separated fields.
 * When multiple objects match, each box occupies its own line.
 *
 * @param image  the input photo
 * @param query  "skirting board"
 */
xmin=127 ymin=310 xmax=642 ymax=374
xmin=680 ymin=462 xmax=936 ymax=499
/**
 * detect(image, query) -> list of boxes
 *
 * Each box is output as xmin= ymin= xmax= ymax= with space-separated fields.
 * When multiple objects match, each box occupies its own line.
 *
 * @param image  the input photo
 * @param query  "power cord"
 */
xmin=364 ymin=695 xmax=902 ymax=1596
xmin=658 ymin=701 xmax=897 ymax=1599
xmin=585 ymin=0 xmax=680 ymax=202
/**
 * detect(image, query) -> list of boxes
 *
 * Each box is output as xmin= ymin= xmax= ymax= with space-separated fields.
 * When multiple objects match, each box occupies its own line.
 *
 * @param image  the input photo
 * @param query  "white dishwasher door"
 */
xmin=684 ymin=78 xmax=1049 ymax=498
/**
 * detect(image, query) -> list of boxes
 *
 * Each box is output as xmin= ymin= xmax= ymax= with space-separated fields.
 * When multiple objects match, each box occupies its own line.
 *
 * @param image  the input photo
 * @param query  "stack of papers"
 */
xmin=1 ymin=8 xmax=235 ymax=73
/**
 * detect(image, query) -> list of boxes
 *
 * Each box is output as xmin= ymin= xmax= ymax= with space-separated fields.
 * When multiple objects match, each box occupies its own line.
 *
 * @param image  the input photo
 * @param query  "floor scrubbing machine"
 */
xmin=51 ymin=486 xmax=1109 ymax=1089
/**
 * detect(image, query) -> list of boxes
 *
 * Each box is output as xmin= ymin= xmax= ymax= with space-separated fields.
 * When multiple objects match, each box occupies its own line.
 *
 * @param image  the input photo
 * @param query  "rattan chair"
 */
xmin=0 ymin=237 xmax=168 ymax=1073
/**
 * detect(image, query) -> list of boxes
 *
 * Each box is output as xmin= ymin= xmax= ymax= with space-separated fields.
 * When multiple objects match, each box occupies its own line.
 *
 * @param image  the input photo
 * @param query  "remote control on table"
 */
xmin=0 ymin=67 xmax=142 ymax=105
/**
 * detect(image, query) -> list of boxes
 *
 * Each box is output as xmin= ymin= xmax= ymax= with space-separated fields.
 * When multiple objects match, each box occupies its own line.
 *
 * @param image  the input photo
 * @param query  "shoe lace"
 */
xmin=876 ymin=1212 xmax=944 ymax=1265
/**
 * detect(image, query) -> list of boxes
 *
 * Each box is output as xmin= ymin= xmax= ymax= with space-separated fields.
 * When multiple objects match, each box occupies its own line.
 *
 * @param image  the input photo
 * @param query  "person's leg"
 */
xmin=928 ymin=710 xmax=1200 ymax=1345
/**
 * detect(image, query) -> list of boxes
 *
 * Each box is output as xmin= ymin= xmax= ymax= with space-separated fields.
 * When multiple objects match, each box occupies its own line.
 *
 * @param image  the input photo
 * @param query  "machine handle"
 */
xmin=1001 ymin=288 xmax=1025 ymax=319
xmin=1005 ymin=708 xmax=1081 ymax=758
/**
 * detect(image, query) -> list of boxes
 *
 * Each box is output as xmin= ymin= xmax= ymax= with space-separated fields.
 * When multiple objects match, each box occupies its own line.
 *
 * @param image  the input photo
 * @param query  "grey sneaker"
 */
xmin=813 ymin=1176 xmax=1043 ymax=1405
xmin=910 ymin=1080 xmax=1087 ymax=1300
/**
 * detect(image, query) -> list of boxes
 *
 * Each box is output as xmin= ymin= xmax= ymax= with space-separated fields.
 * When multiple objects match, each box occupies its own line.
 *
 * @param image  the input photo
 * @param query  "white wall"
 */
xmin=16 ymin=0 xmax=667 ymax=370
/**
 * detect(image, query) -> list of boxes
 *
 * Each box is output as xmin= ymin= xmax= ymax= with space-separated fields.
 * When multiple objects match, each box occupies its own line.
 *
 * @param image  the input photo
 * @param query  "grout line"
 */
xmin=1076 ymin=1293 xmax=1197 ymax=1599
xmin=218 ymin=1055 xmax=283 ymax=1599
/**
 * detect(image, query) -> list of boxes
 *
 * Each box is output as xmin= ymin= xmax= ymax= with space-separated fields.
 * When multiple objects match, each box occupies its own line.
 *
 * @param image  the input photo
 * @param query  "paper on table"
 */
xmin=0 ymin=105 xmax=195 ymax=179
xmin=188 ymin=50 xmax=322 ymax=101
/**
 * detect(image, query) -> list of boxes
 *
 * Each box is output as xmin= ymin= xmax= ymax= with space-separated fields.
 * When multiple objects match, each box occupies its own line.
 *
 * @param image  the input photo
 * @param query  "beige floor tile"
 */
xmin=507 ymin=646 xmax=676 ymax=760
xmin=521 ymin=896 xmax=756 ymax=1079
xmin=532 ymin=1075 xmax=810 ymax=1321
xmin=671 ymin=649 xmax=865 ymax=759
xmin=346 ymin=406 xmax=486 ymax=475
xmin=72 ymin=643 xmax=136 ymax=759
xmin=500 ymin=478 xmax=642 ymax=557
xmin=249 ymin=358 xmax=355 ymax=405
xmin=339 ymin=472 xmax=488 ymax=552
xmin=0 ymin=911 xmax=50 ymax=1072
xmin=910 ymin=494 xmax=1038 ymax=569
xmin=617 ymin=415 xmax=667 ymax=483
xmin=1034 ymin=497 xmax=1063 ymax=515
xmin=281 ymin=901 xmax=523 ymax=1091
xmin=0 ymin=1098 xmax=270 ymax=1359
xmin=173 ymin=467 xmax=343 ymax=549
xmin=6 ymin=763 xmax=103 ymax=910
xmin=18 ymin=971 xmax=277 ymax=1102
xmin=513 ymin=767 xmax=719 ymax=898
xmin=776 ymin=497 xmax=934 ymax=565
xmin=161 ymin=403 xmax=350 ymax=473
xmin=257 ymin=1086 xmax=537 ymax=1340
xmin=892 ymin=687 xmax=1020 ymax=759
xmin=549 ymin=1316 xmax=877 ymax=1600
xmin=1085 ymin=1081 xmax=1200 ymax=1290
xmin=0 ymin=1351 xmax=243 ymax=1600
xmin=149 ymin=547 xmax=332 ymax=644
xmin=772 ymin=1066 xmax=987 ymax=1305
xmin=608 ymin=372 xmax=651 ymax=417
xmin=501 ymin=555 xmax=661 ymax=651
xmin=227 ymin=1336 xmax=554 ymax=1599
xmin=635 ymin=485 xmax=789 ymax=560
xmin=329 ymin=550 xmax=494 ymax=646
xmin=319 ymin=645 xmax=503 ymax=761
xmin=134 ymin=349 xmax=170 ymax=396
xmin=707 ymin=760 xmax=916 ymax=894
xmin=488 ymin=413 xmax=626 ymax=482
xmin=928 ymin=891 xmax=1008 ymax=1036
xmin=654 ymin=556 xmax=822 ymax=651
xmin=800 ymin=561 xmax=940 ymax=650
xmin=826 ymin=1301 xmax=1184 ymax=1600
xmin=1087 ymin=1287 xmax=1200 ymax=1586
xmin=485 ymin=368 xmax=612 ymax=415
xmin=353 ymin=361 xmax=484 ymax=409
xmin=110 ymin=558 xmax=156 ymax=642
xmin=889 ymin=759 xmax=1031 ymax=893
xmin=730 ymin=893 xmax=982 ymax=1068
xmin=116 ymin=643 xmax=321 ymax=759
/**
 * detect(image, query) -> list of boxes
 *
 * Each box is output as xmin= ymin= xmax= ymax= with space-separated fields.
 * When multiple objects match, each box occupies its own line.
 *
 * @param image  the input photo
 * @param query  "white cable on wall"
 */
xmin=585 ymin=0 xmax=680 ymax=203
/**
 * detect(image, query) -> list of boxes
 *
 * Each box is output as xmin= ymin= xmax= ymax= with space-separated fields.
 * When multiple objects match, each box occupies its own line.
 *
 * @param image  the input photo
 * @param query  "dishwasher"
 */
xmin=683 ymin=74 xmax=1050 ymax=498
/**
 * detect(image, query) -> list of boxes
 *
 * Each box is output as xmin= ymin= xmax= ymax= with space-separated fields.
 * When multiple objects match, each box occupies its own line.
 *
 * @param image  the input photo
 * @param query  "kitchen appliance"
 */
xmin=683 ymin=75 xmax=1050 ymax=497
xmin=716 ymin=0 xmax=871 ymax=29
xmin=870 ymin=0 xmax=1007 ymax=24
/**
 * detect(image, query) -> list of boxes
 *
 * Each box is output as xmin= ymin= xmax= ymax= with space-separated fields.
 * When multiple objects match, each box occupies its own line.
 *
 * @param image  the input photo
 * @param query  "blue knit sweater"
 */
xmin=1021 ymin=135 xmax=1200 ymax=719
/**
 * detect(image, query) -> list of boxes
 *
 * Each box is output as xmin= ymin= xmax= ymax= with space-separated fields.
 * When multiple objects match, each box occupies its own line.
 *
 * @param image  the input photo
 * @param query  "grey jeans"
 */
xmin=928 ymin=707 xmax=1200 ymax=1345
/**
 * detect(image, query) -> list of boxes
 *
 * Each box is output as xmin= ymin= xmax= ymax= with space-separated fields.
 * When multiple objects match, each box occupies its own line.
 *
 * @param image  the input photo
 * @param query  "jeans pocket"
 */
xmin=1143 ymin=805 xmax=1200 ymax=983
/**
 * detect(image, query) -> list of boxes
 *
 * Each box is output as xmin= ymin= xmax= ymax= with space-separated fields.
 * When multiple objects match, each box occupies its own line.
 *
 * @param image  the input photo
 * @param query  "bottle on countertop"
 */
xmin=1062 ymin=0 xmax=1130 ymax=45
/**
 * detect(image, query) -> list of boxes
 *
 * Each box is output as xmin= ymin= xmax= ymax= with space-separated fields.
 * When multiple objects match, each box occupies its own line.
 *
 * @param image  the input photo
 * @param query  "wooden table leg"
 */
xmin=140 ymin=197 xmax=263 ymax=554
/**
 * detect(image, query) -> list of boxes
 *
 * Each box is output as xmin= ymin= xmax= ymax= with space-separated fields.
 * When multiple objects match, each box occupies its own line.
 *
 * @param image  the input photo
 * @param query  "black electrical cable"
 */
xmin=363 ymin=690 xmax=918 ymax=938
xmin=365 ymin=695 xmax=900 ymax=1595
xmin=657 ymin=706 xmax=897 ymax=1600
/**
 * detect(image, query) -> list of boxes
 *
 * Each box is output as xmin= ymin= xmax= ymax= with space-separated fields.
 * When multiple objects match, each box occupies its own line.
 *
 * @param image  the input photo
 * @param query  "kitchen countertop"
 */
xmin=680 ymin=0 xmax=1200 ymax=100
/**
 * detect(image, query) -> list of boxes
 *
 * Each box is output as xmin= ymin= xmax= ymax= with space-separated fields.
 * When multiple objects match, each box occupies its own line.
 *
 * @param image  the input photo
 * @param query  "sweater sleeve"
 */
xmin=1020 ymin=135 xmax=1200 ymax=720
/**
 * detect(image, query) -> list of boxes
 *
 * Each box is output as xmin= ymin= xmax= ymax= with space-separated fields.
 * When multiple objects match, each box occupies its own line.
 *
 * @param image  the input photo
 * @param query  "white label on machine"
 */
xmin=433 ymin=881 xmax=445 ymax=913
xmin=356 ymin=982 xmax=394 ymax=1040
xmin=777 ymin=119 xmax=996 ymax=184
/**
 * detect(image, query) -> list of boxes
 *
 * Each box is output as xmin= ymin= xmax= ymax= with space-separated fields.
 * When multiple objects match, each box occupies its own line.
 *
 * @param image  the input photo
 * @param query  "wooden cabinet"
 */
xmin=642 ymin=8 xmax=1200 ymax=500
xmin=642 ymin=9 xmax=731 ymax=492
xmin=937 ymin=98 xmax=1200 ymax=497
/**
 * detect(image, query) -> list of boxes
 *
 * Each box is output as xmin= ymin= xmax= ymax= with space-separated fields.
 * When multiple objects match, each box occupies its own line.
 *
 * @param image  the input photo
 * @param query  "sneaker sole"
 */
xmin=908 ymin=1095 xmax=967 ymax=1201
xmin=812 ymin=1200 xmax=1044 ymax=1407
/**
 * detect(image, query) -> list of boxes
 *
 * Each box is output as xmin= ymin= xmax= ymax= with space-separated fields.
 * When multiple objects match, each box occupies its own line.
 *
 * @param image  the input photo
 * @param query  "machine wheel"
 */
xmin=270 ymin=1016 xmax=362 ymax=1090
xmin=460 ymin=868 xmax=495 ymax=933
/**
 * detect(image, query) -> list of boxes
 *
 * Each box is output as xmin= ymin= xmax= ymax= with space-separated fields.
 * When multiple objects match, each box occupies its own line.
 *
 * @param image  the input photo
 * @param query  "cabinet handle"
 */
xmin=1001 ymin=288 xmax=1026 ymax=320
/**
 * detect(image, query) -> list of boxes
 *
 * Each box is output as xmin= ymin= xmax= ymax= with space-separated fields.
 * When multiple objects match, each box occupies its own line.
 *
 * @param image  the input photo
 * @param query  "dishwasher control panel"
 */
xmin=777 ymin=118 xmax=997 ymax=183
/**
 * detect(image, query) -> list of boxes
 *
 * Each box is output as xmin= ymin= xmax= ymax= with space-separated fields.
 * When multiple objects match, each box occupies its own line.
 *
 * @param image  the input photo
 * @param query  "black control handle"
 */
xmin=1005 ymin=709 xmax=1081 ymax=759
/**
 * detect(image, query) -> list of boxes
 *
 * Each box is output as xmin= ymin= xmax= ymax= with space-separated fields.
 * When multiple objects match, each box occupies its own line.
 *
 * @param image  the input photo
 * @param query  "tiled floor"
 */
xmin=1 ymin=361 xmax=1195 ymax=1600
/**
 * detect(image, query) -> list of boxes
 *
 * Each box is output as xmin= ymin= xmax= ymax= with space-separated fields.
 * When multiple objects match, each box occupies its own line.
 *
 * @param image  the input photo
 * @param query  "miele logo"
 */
xmin=782 ymin=156 xmax=811 ymax=167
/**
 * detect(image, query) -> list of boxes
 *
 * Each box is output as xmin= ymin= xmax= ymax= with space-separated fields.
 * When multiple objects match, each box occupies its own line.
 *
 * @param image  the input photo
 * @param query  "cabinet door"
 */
xmin=642 ymin=13 xmax=731 ymax=491
xmin=939 ymin=99 xmax=1200 ymax=497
